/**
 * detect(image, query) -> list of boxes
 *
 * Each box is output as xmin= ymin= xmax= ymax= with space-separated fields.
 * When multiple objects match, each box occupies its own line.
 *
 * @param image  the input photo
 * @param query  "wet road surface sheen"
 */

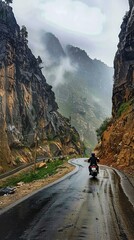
xmin=0 ymin=159 xmax=134 ymax=240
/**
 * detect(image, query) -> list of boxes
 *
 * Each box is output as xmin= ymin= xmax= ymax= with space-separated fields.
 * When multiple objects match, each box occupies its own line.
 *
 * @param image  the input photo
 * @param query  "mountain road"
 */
xmin=0 ymin=158 xmax=134 ymax=240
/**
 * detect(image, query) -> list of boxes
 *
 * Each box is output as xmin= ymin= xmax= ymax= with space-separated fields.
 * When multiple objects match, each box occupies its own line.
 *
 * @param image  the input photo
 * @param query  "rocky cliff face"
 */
xmin=0 ymin=2 xmax=83 ymax=172
xmin=96 ymin=1 xmax=134 ymax=173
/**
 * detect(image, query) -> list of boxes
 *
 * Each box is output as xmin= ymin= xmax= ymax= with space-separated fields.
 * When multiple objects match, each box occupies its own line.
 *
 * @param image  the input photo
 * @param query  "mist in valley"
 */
xmin=40 ymin=32 xmax=113 ymax=150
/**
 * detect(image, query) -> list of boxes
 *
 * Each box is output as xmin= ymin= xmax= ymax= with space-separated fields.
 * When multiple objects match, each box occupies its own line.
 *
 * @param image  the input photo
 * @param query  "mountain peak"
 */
xmin=66 ymin=44 xmax=92 ymax=63
xmin=42 ymin=32 xmax=65 ymax=62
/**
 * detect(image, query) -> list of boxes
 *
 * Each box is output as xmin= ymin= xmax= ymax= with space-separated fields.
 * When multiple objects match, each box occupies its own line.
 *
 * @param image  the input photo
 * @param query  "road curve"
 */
xmin=0 ymin=158 xmax=134 ymax=240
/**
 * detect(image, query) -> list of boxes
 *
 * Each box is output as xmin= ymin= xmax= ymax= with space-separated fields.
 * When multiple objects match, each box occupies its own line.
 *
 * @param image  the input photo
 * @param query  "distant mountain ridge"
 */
xmin=66 ymin=45 xmax=113 ymax=100
xmin=42 ymin=32 xmax=113 ymax=150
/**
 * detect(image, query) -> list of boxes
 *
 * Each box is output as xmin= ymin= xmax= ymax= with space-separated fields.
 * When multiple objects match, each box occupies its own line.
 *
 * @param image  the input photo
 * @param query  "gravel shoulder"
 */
xmin=0 ymin=162 xmax=75 ymax=210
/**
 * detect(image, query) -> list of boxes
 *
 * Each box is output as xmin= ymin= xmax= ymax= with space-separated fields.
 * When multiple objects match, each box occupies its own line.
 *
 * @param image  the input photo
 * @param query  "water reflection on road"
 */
xmin=0 ymin=159 xmax=134 ymax=240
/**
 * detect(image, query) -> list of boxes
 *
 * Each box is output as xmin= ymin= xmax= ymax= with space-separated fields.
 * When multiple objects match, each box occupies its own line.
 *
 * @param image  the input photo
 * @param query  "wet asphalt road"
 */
xmin=0 ymin=158 xmax=134 ymax=240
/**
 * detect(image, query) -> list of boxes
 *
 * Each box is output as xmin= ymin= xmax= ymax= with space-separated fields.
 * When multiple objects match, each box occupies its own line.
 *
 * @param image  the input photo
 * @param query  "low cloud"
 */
xmin=40 ymin=0 xmax=105 ymax=36
xmin=43 ymin=57 xmax=77 ymax=88
xmin=12 ymin=0 xmax=129 ymax=66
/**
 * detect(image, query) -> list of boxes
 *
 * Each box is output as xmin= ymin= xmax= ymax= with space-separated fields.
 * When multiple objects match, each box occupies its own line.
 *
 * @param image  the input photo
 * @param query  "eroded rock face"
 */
xmin=112 ymin=9 xmax=134 ymax=117
xmin=0 ymin=2 xmax=83 ymax=170
xmin=96 ymin=1 xmax=134 ymax=173
xmin=96 ymin=107 xmax=134 ymax=172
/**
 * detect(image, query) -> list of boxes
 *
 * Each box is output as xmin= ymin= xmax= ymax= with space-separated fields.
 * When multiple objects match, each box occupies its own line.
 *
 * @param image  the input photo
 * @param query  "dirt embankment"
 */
xmin=95 ymin=106 xmax=134 ymax=175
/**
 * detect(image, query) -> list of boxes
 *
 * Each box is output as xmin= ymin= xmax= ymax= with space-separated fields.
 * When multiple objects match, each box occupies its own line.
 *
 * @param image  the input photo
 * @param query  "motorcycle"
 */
xmin=89 ymin=164 xmax=98 ymax=178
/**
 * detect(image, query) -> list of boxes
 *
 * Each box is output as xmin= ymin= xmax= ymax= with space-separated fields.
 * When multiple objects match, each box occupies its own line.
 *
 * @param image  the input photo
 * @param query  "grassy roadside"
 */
xmin=0 ymin=159 xmax=65 ymax=188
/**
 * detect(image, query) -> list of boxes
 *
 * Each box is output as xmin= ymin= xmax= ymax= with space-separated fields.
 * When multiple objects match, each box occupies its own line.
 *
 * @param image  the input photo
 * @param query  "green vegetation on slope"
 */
xmin=117 ymin=99 xmax=133 ymax=117
xmin=0 ymin=159 xmax=64 ymax=188
xmin=96 ymin=117 xmax=112 ymax=141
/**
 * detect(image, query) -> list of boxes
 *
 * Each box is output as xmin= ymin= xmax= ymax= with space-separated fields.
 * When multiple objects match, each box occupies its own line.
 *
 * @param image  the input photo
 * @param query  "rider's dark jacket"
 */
xmin=88 ymin=156 xmax=99 ymax=165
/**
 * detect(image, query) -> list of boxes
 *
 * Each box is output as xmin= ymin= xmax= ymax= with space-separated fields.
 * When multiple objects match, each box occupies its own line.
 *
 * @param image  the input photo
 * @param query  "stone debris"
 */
xmin=17 ymin=182 xmax=24 ymax=187
xmin=0 ymin=186 xmax=16 ymax=196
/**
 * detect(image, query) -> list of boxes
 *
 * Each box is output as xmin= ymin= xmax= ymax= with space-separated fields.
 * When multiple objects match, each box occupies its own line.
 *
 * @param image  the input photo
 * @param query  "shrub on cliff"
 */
xmin=5 ymin=0 xmax=13 ymax=5
xmin=96 ymin=117 xmax=112 ymax=141
xmin=117 ymin=100 xmax=133 ymax=117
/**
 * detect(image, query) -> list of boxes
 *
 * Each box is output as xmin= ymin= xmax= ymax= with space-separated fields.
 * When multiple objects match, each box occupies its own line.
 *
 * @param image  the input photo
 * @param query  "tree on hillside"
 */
xmin=36 ymin=56 xmax=44 ymax=69
xmin=37 ymin=56 xmax=43 ymax=66
xmin=96 ymin=118 xmax=112 ymax=142
xmin=20 ymin=25 xmax=28 ymax=44
xmin=5 ymin=0 xmax=13 ymax=5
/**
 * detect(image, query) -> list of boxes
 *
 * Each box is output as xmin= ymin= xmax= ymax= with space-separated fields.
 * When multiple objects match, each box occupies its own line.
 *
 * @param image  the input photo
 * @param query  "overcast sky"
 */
xmin=12 ymin=0 xmax=129 ymax=67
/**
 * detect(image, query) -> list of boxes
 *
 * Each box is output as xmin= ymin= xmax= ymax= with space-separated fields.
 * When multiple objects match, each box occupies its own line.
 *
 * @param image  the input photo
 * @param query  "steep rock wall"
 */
xmin=96 ymin=0 xmax=134 ymax=173
xmin=0 ymin=2 xmax=83 ymax=171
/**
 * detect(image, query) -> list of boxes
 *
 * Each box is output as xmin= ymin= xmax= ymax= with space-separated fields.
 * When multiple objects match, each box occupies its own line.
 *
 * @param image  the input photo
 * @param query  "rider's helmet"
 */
xmin=91 ymin=152 xmax=95 ymax=157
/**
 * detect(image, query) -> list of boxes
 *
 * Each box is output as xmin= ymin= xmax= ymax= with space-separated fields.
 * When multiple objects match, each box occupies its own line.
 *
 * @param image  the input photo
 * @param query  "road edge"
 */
xmin=101 ymin=164 xmax=134 ymax=207
xmin=114 ymin=169 xmax=134 ymax=207
xmin=0 ymin=158 xmax=80 ymax=215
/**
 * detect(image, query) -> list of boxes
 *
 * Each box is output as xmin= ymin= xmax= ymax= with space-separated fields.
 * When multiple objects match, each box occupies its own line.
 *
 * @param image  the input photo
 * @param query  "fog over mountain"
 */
xmin=12 ymin=0 xmax=129 ymax=67
xmin=41 ymin=32 xmax=113 ymax=150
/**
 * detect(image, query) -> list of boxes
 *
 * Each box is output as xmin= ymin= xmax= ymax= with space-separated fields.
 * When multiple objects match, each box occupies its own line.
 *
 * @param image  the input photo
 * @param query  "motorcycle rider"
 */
xmin=88 ymin=152 xmax=99 ymax=174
